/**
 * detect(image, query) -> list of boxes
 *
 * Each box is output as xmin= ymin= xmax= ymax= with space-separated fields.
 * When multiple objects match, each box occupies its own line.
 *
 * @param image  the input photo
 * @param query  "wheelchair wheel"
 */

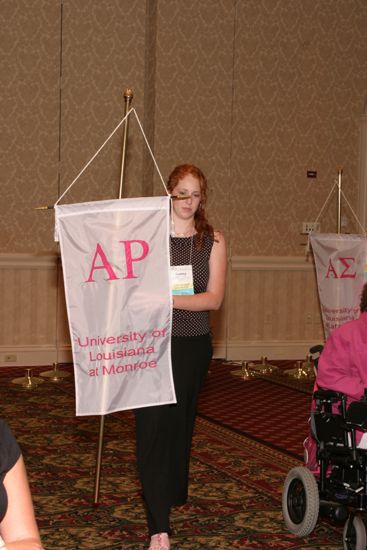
xmin=282 ymin=466 xmax=319 ymax=537
xmin=343 ymin=515 xmax=367 ymax=550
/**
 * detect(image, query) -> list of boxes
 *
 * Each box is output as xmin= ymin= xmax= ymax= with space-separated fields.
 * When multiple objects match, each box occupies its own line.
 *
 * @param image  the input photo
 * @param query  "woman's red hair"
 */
xmin=167 ymin=164 xmax=214 ymax=248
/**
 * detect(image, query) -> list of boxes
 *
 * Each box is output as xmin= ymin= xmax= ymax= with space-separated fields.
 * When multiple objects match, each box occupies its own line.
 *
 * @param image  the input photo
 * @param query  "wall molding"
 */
xmin=0 ymin=345 xmax=72 ymax=368
xmin=231 ymin=255 xmax=315 ymax=271
xmin=0 ymin=253 xmax=58 ymax=269
xmin=218 ymin=340 xmax=319 ymax=361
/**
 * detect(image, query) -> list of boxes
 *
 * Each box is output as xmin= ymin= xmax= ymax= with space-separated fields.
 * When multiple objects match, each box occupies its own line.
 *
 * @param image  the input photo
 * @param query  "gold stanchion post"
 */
xmin=40 ymin=254 xmax=70 ymax=382
xmin=94 ymin=87 xmax=134 ymax=506
xmin=118 ymin=88 xmax=133 ymax=199
xmin=337 ymin=167 xmax=343 ymax=234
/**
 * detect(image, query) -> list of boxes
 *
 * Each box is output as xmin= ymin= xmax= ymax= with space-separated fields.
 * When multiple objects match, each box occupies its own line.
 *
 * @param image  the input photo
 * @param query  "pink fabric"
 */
xmin=305 ymin=312 xmax=367 ymax=469
xmin=304 ymin=434 xmax=318 ymax=472
xmin=316 ymin=311 xmax=367 ymax=403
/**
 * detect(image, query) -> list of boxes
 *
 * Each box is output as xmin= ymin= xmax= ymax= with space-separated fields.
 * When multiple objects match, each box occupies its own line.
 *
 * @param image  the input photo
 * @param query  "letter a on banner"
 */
xmin=310 ymin=233 xmax=367 ymax=338
xmin=55 ymin=196 xmax=176 ymax=416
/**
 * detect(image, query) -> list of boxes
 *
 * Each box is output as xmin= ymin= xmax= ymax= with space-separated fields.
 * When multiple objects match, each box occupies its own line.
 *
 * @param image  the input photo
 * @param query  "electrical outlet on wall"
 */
xmin=301 ymin=222 xmax=320 ymax=234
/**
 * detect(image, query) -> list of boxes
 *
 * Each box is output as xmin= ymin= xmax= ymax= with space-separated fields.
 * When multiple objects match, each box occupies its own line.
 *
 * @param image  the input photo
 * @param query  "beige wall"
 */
xmin=0 ymin=254 xmax=324 ymax=365
xmin=1 ymin=0 xmax=366 ymax=364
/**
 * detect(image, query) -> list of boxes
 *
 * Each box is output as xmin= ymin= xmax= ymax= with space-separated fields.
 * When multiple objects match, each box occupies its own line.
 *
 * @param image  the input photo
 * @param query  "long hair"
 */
xmin=167 ymin=164 xmax=214 ymax=248
xmin=360 ymin=283 xmax=367 ymax=312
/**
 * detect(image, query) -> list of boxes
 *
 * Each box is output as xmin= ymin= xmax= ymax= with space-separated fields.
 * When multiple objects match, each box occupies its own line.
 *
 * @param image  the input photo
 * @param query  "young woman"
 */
xmin=0 ymin=419 xmax=44 ymax=550
xmin=134 ymin=164 xmax=227 ymax=550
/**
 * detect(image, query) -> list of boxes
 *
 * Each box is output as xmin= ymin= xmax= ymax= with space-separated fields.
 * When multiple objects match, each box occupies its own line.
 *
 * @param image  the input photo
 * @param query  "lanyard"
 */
xmin=170 ymin=236 xmax=194 ymax=296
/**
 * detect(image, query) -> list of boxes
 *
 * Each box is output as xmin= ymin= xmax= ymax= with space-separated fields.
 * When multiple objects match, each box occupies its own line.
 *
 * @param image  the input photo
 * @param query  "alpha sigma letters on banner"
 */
xmin=55 ymin=196 xmax=176 ymax=416
xmin=310 ymin=233 xmax=367 ymax=338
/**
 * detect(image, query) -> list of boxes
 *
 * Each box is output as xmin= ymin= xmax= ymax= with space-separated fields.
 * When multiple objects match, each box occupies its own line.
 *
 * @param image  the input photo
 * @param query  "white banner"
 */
xmin=310 ymin=233 xmax=367 ymax=338
xmin=55 ymin=196 xmax=176 ymax=416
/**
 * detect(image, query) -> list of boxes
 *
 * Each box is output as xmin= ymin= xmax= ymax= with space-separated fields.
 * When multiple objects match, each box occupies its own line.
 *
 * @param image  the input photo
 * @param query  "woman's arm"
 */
xmin=0 ymin=455 xmax=43 ymax=550
xmin=316 ymin=330 xmax=365 ymax=401
xmin=173 ymin=231 xmax=227 ymax=311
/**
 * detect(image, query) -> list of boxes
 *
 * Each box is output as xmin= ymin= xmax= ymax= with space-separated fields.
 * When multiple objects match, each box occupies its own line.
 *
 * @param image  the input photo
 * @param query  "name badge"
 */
xmin=170 ymin=265 xmax=194 ymax=295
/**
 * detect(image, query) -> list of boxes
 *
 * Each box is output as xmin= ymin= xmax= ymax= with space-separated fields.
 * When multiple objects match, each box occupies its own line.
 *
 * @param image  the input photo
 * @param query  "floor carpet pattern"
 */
xmin=0 ymin=364 xmax=344 ymax=549
xmin=198 ymin=360 xmax=314 ymax=460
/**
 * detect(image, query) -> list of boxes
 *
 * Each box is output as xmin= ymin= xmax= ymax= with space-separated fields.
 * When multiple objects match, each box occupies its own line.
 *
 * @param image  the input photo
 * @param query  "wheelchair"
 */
xmin=282 ymin=381 xmax=367 ymax=549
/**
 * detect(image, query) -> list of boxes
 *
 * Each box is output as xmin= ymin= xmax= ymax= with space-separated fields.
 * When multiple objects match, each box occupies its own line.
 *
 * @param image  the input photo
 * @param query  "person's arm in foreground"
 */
xmin=173 ymin=231 xmax=227 ymax=311
xmin=0 ymin=455 xmax=43 ymax=550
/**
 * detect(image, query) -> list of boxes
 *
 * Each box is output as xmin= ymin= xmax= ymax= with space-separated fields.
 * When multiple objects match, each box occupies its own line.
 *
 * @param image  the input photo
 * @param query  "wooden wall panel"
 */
xmin=1 ymin=254 xmax=325 ymax=366
xmin=0 ymin=255 xmax=70 ymax=366
xmin=210 ymin=257 xmax=324 ymax=360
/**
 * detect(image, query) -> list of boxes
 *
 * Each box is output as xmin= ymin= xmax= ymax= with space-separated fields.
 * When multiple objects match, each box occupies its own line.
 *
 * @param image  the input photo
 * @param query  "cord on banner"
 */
xmin=306 ymin=169 xmax=367 ymax=255
xmin=52 ymin=108 xmax=169 ymax=207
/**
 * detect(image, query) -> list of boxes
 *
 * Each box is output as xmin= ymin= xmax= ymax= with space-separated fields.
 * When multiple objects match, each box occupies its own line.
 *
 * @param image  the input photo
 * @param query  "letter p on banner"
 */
xmin=54 ymin=196 xmax=176 ymax=415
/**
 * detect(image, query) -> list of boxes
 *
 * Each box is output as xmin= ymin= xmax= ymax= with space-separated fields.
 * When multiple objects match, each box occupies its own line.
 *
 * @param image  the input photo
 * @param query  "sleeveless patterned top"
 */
xmin=170 ymin=233 xmax=214 ymax=337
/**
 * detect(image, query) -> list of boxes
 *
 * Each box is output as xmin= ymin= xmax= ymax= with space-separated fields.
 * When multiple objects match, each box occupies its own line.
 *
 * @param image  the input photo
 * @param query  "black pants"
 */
xmin=134 ymin=333 xmax=212 ymax=535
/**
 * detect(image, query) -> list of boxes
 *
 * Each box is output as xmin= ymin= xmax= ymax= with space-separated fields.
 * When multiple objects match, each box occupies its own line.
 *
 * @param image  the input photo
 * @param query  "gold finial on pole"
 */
xmin=124 ymin=88 xmax=134 ymax=99
xmin=118 ymin=88 xmax=134 ymax=199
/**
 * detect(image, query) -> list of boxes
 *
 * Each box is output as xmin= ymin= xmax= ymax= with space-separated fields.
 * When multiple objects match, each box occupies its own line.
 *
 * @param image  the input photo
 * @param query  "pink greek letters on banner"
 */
xmin=85 ymin=240 xmax=149 ymax=282
xmin=325 ymin=257 xmax=357 ymax=279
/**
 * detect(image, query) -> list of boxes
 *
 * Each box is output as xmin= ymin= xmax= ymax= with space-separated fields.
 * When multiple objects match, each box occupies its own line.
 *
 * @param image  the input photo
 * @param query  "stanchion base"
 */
xmin=285 ymin=359 xmax=315 ymax=380
xmin=40 ymin=362 xmax=71 ymax=382
xmin=286 ymin=367 xmax=314 ymax=380
xmin=229 ymin=361 xmax=255 ymax=380
xmin=249 ymin=363 xmax=279 ymax=376
xmin=12 ymin=369 xmax=44 ymax=390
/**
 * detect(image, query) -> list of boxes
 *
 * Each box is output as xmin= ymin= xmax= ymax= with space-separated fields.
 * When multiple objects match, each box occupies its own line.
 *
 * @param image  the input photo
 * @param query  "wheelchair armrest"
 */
xmin=309 ymin=344 xmax=324 ymax=354
xmin=345 ymin=400 xmax=367 ymax=429
xmin=313 ymin=389 xmax=347 ymax=403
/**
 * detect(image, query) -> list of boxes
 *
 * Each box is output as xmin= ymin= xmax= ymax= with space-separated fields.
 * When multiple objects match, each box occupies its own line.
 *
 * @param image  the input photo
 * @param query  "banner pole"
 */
xmin=93 ymin=414 xmax=105 ymax=505
xmin=118 ymin=88 xmax=134 ymax=199
xmin=93 ymin=88 xmax=134 ymax=505
xmin=337 ymin=167 xmax=343 ymax=233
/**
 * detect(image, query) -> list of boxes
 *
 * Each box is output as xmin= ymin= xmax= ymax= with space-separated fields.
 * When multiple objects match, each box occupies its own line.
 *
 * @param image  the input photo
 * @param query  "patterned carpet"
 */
xmin=0 ymin=363 xmax=344 ymax=549
xmin=198 ymin=360 xmax=314 ymax=460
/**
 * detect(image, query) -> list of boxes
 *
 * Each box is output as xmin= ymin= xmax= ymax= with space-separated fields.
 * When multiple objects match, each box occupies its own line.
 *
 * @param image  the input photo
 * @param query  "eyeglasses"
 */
xmin=171 ymin=191 xmax=201 ymax=201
